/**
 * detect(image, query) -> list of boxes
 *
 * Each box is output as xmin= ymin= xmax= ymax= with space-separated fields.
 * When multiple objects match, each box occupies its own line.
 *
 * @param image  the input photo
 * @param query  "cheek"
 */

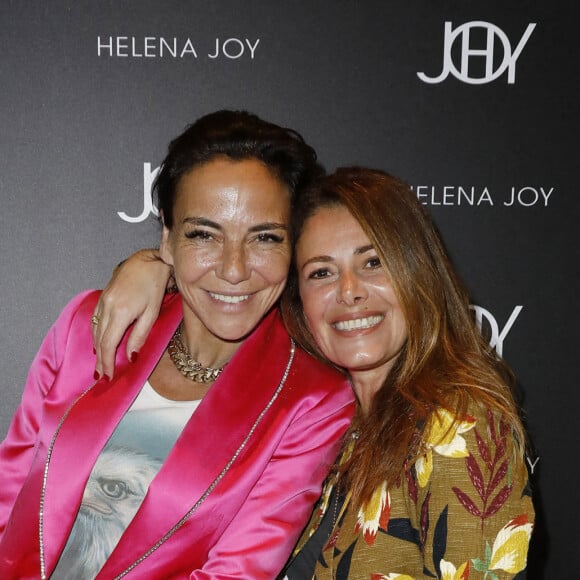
xmin=383 ymin=287 xmax=405 ymax=322
xmin=300 ymin=290 xmax=326 ymax=339
xmin=256 ymin=253 xmax=291 ymax=283
xmin=392 ymin=308 xmax=408 ymax=344
xmin=173 ymin=252 xmax=213 ymax=278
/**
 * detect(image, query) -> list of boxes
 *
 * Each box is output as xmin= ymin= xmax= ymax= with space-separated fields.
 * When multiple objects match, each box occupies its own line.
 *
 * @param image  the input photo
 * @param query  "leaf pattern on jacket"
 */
xmin=451 ymin=414 xmax=515 ymax=526
xmin=292 ymin=405 xmax=534 ymax=580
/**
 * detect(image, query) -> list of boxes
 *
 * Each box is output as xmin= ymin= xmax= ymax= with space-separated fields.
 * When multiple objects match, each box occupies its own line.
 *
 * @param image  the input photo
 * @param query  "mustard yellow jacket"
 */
xmin=290 ymin=401 xmax=534 ymax=579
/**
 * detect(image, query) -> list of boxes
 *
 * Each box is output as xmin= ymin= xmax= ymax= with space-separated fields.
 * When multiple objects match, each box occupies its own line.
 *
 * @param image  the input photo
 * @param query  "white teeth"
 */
xmin=209 ymin=292 xmax=250 ymax=304
xmin=333 ymin=315 xmax=384 ymax=331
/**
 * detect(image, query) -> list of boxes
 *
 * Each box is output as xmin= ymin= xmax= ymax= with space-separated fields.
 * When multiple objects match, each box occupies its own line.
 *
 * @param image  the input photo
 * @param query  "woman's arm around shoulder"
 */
xmin=92 ymin=249 xmax=171 ymax=379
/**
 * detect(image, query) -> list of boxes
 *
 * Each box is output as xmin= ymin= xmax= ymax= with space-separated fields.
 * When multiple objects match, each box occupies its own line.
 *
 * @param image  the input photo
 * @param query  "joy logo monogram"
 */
xmin=417 ymin=21 xmax=536 ymax=85
xmin=470 ymin=305 xmax=523 ymax=357
xmin=117 ymin=163 xmax=160 ymax=223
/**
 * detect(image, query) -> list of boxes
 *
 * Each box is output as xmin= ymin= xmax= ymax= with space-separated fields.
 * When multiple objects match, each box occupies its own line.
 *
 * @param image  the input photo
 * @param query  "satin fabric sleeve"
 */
xmin=0 ymin=290 xmax=95 ymax=539
xmin=190 ymin=383 xmax=353 ymax=579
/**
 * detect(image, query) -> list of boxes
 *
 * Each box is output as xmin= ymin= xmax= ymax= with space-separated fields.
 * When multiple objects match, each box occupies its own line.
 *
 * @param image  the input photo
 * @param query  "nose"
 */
xmin=217 ymin=241 xmax=250 ymax=284
xmin=337 ymin=269 xmax=368 ymax=306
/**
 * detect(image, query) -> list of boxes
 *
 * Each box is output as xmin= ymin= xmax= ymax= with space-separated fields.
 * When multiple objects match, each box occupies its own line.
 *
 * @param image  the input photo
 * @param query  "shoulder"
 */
xmin=44 ymin=289 xmax=101 ymax=344
xmin=290 ymin=345 xmax=353 ymax=402
xmin=262 ymin=313 xmax=355 ymax=411
xmin=416 ymin=398 xmax=529 ymax=489
xmin=292 ymin=345 xmax=345 ymax=383
xmin=423 ymin=398 xmax=516 ymax=450
xmin=22 ymin=290 xmax=102 ymax=387
xmin=264 ymin=310 xmax=351 ymax=390
xmin=56 ymin=289 xmax=101 ymax=324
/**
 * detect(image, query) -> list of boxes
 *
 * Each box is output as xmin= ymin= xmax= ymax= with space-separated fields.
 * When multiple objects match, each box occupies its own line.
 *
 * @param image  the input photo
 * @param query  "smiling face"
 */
xmin=160 ymin=157 xmax=291 ymax=347
xmin=296 ymin=205 xmax=407 ymax=393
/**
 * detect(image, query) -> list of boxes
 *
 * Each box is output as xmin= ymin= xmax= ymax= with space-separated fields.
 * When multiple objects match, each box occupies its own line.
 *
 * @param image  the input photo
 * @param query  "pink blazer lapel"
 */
xmin=41 ymin=295 xmax=183 ymax=576
xmin=99 ymin=309 xmax=292 ymax=575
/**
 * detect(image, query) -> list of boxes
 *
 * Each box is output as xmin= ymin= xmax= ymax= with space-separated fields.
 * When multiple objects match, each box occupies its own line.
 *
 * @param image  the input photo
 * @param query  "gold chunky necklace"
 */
xmin=168 ymin=324 xmax=225 ymax=384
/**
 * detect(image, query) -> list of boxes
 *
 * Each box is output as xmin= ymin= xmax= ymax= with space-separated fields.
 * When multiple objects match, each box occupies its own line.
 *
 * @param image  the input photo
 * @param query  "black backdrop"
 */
xmin=1 ymin=2 xmax=577 ymax=577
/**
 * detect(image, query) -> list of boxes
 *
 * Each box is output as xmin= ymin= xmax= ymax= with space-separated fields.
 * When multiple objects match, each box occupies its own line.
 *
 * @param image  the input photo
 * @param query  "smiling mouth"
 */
xmin=208 ymin=292 xmax=251 ymax=304
xmin=333 ymin=315 xmax=384 ymax=331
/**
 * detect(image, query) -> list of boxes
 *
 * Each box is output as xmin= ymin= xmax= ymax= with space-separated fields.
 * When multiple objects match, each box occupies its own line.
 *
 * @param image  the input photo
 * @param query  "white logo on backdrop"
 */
xmin=97 ymin=37 xmax=260 ymax=60
xmin=119 ymin=166 xmax=555 ymax=222
xmin=470 ymin=305 xmax=523 ymax=357
xmin=417 ymin=21 xmax=536 ymax=85
xmin=470 ymin=304 xmax=538 ymax=474
xmin=117 ymin=164 xmax=160 ymax=223
xmin=412 ymin=185 xmax=554 ymax=207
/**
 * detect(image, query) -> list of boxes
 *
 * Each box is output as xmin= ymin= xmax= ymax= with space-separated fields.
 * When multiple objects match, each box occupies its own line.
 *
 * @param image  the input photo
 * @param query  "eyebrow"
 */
xmin=300 ymin=255 xmax=333 ymax=269
xmin=182 ymin=217 xmax=287 ymax=232
xmin=249 ymin=222 xmax=288 ymax=233
xmin=300 ymin=244 xmax=375 ymax=270
xmin=183 ymin=217 xmax=221 ymax=229
xmin=355 ymin=244 xmax=375 ymax=255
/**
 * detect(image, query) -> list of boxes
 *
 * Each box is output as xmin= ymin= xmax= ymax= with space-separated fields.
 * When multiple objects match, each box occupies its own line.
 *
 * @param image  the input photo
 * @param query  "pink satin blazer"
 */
xmin=0 ymin=291 xmax=354 ymax=578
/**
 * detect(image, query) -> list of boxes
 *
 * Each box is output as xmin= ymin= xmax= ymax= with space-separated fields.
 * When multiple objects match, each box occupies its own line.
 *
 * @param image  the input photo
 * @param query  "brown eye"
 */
xmin=185 ymin=230 xmax=213 ymax=240
xmin=309 ymin=268 xmax=331 ymax=280
xmin=257 ymin=233 xmax=284 ymax=243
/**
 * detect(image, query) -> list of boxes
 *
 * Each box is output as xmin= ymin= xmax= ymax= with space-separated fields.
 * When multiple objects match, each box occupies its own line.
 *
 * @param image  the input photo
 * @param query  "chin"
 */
xmin=336 ymin=352 xmax=386 ymax=372
xmin=208 ymin=320 xmax=262 ymax=342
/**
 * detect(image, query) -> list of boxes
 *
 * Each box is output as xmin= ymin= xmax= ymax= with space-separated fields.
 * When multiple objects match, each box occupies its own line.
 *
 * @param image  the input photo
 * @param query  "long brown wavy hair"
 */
xmin=281 ymin=167 xmax=527 ymax=509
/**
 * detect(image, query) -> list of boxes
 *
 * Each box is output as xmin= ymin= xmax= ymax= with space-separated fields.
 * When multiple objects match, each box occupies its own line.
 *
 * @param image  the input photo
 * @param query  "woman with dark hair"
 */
xmin=0 ymin=111 xmax=354 ymax=579
xmin=91 ymin=167 xmax=534 ymax=578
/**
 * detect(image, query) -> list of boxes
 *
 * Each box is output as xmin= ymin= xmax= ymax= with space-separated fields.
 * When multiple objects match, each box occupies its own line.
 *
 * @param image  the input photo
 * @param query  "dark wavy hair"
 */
xmin=154 ymin=110 xmax=323 ymax=228
xmin=281 ymin=167 xmax=526 ymax=508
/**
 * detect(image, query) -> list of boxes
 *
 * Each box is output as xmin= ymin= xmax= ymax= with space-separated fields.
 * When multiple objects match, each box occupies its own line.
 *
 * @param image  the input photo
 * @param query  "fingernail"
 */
xmin=93 ymin=347 xmax=96 ymax=355
xmin=94 ymin=371 xmax=101 ymax=381
xmin=130 ymin=351 xmax=139 ymax=363
xmin=103 ymin=374 xmax=110 ymax=382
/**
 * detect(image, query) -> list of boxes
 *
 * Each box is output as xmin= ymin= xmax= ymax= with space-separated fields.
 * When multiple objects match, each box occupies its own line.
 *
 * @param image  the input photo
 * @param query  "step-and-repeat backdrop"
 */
xmin=1 ymin=2 xmax=576 ymax=576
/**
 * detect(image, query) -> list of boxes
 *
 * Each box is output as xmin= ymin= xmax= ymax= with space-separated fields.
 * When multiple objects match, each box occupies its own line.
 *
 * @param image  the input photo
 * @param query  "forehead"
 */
xmin=174 ymin=157 xmax=291 ymax=220
xmin=297 ymin=205 xmax=371 ymax=258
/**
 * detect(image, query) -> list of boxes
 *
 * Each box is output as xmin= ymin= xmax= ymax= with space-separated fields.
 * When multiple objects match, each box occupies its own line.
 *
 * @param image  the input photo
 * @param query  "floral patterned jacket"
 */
xmin=290 ymin=402 xmax=534 ymax=579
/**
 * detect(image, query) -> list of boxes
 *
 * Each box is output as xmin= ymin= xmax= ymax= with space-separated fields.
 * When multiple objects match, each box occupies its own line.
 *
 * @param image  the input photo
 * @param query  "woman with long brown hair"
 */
xmin=281 ymin=167 xmax=533 ymax=577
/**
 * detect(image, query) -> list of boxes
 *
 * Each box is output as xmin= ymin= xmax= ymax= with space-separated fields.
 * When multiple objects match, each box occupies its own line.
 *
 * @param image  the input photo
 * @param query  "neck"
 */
xmin=349 ymin=362 xmax=394 ymax=414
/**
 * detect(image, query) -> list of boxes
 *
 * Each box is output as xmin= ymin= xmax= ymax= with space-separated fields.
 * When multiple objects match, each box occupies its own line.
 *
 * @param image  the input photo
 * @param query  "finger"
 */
xmin=125 ymin=306 xmax=161 ymax=361
xmin=91 ymin=301 xmax=103 ymax=350
xmin=94 ymin=292 xmax=133 ymax=379
xmin=98 ymin=313 xmax=133 ymax=379
xmin=91 ymin=303 xmax=108 ymax=379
